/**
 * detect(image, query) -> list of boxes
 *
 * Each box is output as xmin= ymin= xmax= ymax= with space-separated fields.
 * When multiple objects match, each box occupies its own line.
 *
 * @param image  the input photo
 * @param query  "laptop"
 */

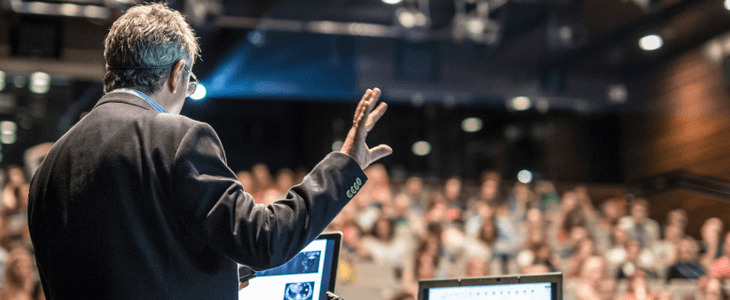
xmin=418 ymin=273 xmax=562 ymax=300
xmin=238 ymin=232 xmax=342 ymax=300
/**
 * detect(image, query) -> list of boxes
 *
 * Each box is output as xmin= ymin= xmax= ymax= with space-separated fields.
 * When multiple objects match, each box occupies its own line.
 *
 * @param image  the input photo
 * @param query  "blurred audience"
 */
xmin=4 ymin=152 xmax=730 ymax=300
xmin=0 ymin=247 xmax=35 ymax=300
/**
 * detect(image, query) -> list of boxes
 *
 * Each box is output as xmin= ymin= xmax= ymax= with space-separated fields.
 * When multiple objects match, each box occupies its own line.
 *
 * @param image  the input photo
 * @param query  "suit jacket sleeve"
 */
xmin=172 ymin=122 xmax=366 ymax=269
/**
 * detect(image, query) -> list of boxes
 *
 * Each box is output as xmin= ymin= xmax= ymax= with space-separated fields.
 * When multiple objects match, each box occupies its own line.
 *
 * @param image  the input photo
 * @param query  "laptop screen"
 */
xmin=238 ymin=232 xmax=341 ymax=300
xmin=423 ymin=282 xmax=553 ymax=300
xmin=419 ymin=273 xmax=562 ymax=300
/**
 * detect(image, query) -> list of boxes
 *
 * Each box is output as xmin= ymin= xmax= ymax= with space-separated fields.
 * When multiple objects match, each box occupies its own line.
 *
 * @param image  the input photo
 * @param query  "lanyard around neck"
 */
xmin=130 ymin=89 xmax=168 ymax=113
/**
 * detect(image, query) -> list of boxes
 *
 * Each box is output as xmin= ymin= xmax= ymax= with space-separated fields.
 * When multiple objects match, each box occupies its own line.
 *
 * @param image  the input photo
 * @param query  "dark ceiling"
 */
xmin=0 ymin=0 xmax=729 ymax=109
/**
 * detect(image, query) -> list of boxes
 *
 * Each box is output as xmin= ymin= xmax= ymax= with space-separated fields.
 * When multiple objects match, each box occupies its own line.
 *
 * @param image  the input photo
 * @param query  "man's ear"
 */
xmin=167 ymin=60 xmax=186 ymax=94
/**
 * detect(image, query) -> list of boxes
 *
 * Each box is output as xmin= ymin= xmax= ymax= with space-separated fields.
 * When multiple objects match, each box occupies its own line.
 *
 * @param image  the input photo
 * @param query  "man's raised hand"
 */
xmin=340 ymin=88 xmax=392 ymax=169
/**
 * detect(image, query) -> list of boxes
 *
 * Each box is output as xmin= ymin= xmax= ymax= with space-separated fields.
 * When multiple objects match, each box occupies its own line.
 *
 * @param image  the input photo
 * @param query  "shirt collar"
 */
xmin=112 ymin=88 xmax=169 ymax=113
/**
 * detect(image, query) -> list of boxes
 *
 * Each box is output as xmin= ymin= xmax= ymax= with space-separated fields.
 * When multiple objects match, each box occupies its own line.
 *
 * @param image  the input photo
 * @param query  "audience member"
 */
xmin=361 ymin=217 xmax=410 ymax=268
xmin=595 ymin=198 xmax=624 ymax=252
xmin=464 ymin=256 xmax=489 ymax=277
xmin=274 ymin=168 xmax=295 ymax=197
xmin=576 ymin=256 xmax=606 ymax=300
xmin=700 ymin=218 xmax=724 ymax=269
xmin=666 ymin=237 xmax=705 ymax=281
xmin=0 ymin=247 xmax=35 ymax=300
xmin=699 ymin=276 xmax=729 ymax=300
xmin=616 ymin=239 xmax=656 ymax=280
xmin=3 ymin=148 xmax=729 ymax=300
xmin=651 ymin=223 xmax=682 ymax=277
xmin=621 ymin=270 xmax=653 ymax=300
xmin=618 ymin=198 xmax=660 ymax=249
xmin=709 ymin=232 xmax=730 ymax=279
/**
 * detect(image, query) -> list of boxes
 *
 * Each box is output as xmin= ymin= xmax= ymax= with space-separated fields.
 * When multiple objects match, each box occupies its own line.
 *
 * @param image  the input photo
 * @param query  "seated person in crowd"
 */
xmin=618 ymin=198 xmax=660 ymax=250
xmin=709 ymin=231 xmax=730 ymax=279
xmin=361 ymin=216 xmax=410 ymax=268
xmin=576 ymin=256 xmax=606 ymax=300
xmin=700 ymin=217 xmax=724 ymax=270
xmin=594 ymin=198 xmax=624 ymax=253
xmin=616 ymin=239 xmax=656 ymax=280
xmin=652 ymin=223 xmax=683 ymax=278
xmin=666 ymin=237 xmax=705 ymax=281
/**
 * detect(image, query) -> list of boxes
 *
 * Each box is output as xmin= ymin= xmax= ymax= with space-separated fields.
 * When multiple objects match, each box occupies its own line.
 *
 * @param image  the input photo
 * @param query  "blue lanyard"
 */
xmin=131 ymin=90 xmax=168 ymax=113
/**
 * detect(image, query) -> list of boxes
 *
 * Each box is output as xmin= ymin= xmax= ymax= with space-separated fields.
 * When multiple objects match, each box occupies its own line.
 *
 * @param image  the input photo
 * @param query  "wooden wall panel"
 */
xmin=624 ymin=46 xmax=730 ymax=237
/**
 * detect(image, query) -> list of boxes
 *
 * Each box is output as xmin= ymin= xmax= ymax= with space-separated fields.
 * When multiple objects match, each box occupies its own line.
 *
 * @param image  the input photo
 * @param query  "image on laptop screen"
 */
xmin=419 ymin=273 xmax=562 ymax=300
xmin=238 ymin=232 xmax=341 ymax=300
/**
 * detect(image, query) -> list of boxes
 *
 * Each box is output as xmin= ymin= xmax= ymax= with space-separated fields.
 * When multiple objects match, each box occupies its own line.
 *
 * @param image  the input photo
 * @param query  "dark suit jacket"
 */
xmin=28 ymin=91 xmax=366 ymax=299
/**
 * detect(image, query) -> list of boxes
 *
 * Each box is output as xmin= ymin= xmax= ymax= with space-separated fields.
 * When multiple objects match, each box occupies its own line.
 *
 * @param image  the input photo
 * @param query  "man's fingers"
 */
xmin=354 ymin=89 xmax=372 ymax=124
xmin=365 ymin=88 xmax=381 ymax=116
xmin=366 ymin=103 xmax=388 ymax=132
xmin=369 ymin=144 xmax=393 ymax=162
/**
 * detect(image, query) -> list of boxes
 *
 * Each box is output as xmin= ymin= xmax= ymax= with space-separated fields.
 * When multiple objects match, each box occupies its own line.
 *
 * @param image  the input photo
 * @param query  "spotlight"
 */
xmin=510 ymin=96 xmax=531 ymax=111
xmin=382 ymin=0 xmax=403 ymax=4
xmin=412 ymin=141 xmax=431 ymax=156
xmin=30 ymin=71 xmax=50 ymax=94
xmin=461 ymin=117 xmax=482 ymax=133
xmin=396 ymin=7 xmax=428 ymax=28
xmin=639 ymin=34 xmax=663 ymax=51
xmin=517 ymin=170 xmax=533 ymax=184
xmin=190 ymin=84 xmax=206 ymax=101
xmin=725 ymin=0 xmax=730 ymax=11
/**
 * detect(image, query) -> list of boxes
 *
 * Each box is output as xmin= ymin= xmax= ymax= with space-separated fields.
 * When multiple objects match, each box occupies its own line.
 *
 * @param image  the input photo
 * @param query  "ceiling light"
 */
xmin=412 ymin=141 xmax=431 ymax=156
xmin=461 ymin=117 xmax=482 ymax=133
xmin=382 ymin=0 xmax=403 ymax=4
xmin=725 ymin=0 xmax=730 ymax=11
xmin=30 ymin=71 xmax=50 ymax=94
xmin=639 ymin=34 xmax=663 ymax=51
xmin=517 ymin=170 xmax=533 ymax=184
xmin=510 ymin=96 xmax=531 ymax=111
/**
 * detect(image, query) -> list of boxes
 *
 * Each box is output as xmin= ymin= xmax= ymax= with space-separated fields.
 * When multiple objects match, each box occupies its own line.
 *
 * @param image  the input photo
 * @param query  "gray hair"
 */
xmin=103 ymin=3 xmax=200 ymax=94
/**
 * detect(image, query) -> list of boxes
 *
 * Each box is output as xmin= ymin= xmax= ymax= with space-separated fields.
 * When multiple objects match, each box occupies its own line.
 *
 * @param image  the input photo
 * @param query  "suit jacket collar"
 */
xmin=93 ymin=90 xmax=155 ymax=111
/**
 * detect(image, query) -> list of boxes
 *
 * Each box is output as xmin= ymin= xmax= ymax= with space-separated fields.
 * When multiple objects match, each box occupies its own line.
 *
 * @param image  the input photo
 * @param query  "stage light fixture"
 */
xmin=0 ymin=121 xmax=17 ymax=145
xmin=190 ymin=83 xmax=206 ymax=101
xmin=461 ymin=117 xmax=482 ymax=133
xmin=0 ymin=121 xmax=16 ymax=134
xmin=639 ymin=34 xmax=663 ymax=51
xmin=412 ymin=141 xmax=431 ymax=156
xmin=517 ymin=170 xmax=533 ymax=184
xmin=30 ymin=71 xmax=50 ymax=94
